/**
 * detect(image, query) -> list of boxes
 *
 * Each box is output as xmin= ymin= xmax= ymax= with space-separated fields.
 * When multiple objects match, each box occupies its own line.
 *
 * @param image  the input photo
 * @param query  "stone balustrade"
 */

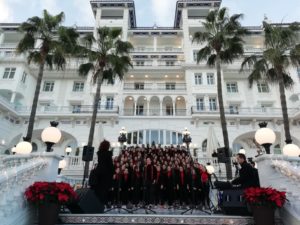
xmin=256 ymin=155 xmax=300 ymax=225
xmin=0 ymin=153 xmax=62 ymax=225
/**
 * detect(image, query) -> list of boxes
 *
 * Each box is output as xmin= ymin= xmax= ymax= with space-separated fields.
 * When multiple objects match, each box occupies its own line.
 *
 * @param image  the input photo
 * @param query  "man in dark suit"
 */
xmin=231 ymin=153 xmax=260 ymax=188
xmin=250 ymin=161 xmax=260 ymax=187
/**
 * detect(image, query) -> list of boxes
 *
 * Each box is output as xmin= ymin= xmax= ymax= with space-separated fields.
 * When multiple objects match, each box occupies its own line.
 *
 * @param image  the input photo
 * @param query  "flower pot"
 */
xmin=38 ymin=203 xmax=60 ymax=225
xmin=251 ymin=205 xmax=275 ymax=225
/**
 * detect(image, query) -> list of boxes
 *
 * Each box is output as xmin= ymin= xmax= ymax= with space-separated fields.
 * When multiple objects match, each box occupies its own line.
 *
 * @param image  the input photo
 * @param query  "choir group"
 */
xmin=106 ymin=145 xmax=211 ymax=209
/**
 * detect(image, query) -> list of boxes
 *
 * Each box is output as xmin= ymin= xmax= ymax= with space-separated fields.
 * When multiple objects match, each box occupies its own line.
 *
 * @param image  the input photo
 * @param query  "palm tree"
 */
xmin=17 ymin=10 xmax=79 ymax=142
xmin=78 ymin=27 xmax=133 ymax=181
xmin=193 ymin=8 xmax=247 ymax=180
xmin=241 ymin=22 xmax=300 ymax=145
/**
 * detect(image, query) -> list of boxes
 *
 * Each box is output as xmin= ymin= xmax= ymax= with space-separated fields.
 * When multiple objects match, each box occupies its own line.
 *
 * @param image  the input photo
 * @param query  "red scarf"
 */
xmin=180 ymin=171 xmax=184 ymax=185
xmin=201 ymin=171 xmax=208 ymax=183
xmin=157 ymin=171 xmax=160 ymax=181
xmin=168 ymin=171 xmax=172 ymax=178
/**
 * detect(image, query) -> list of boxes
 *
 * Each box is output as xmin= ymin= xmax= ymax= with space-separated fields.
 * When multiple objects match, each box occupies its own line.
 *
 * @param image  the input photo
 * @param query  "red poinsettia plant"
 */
xmin=25 ymin=182 xmax=78 ymax=205
xmin=244 ymin=187 xmax=287 ymax=208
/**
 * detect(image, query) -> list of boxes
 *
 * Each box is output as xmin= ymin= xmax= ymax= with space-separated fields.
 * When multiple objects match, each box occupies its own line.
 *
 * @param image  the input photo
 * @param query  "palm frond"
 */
xmin=79 ymin=63 xmax=94 ymax=76
xmin=17 ymin=33 xmax=35 ymax=53
xmin=115 ymin=40 xmax=134 ymax=54
xmin=27 ymin=51 xmax=42 ymax=65
xmin=248 ymin=58 xmax=268 ymax=87
xmin=207 ymin=54 xmax=217 ymax=66
xmin=110 ymin=28 xmax=122 ymax=39
xmin=193 ymin=32 xmax=209 ymax=44
xmin=196 ymin=46 xmax=211 ymax=63
xmin=240 ymin=55 xmax=258 ymax=71
xmin=290 ymin=44 xmax=300 ymax=67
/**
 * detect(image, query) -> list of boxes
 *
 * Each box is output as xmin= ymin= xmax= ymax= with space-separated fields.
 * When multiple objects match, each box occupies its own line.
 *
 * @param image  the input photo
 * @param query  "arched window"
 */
xmin=202 ymin=139 xmax=207 ymax=152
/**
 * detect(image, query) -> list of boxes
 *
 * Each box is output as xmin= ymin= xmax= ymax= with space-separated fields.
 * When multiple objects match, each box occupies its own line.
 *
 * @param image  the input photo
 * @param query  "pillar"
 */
xmin=10 ymin=92 xmax=16 ymax=103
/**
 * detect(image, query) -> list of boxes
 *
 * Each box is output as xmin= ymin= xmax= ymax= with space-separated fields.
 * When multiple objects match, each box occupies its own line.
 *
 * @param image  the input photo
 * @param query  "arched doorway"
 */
xmin=149 ymin=96 xmax=160 ymax=116
xmin=124 ymin=96 xmax=134 ymax=116
xmin=175 ymin=96 xmax=186 ymax=116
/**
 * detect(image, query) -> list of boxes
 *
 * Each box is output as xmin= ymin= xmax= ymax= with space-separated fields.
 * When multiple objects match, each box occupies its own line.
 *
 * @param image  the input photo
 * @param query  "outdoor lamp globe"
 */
xmin=206 ymin=165 xmax=215 ymax=175
xmin=58 ymin=159 xmax=67 ymax=169
xmin=239 ymin=148 xmax=246 ymax=155
xmin=283 ymin=144 xmax=300 ymax=157
xmin=41 ymin=126 xmax=62 ymax=144
xmin=255 ymin=128 xmax=276 ymax=145
xmin=15 ymin=141 xmax=32 ymax=154
xmin=65 ymin=146 xmax=72 ymax=155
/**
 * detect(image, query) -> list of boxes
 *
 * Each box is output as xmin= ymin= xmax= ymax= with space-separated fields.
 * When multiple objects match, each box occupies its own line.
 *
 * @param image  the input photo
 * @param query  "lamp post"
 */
xmin=254 ymin=122 xmax=276 ymax=154
xmin=11 ymin=145 xmax=17 ymax=155
xmin=15 ymin=137 xmax=32 ymax=155
xmin=41 ymin=121 xmax=62 ymax=152
xmin=182 ymin=127 xmax=192 ymax=150
xmin=65 ymin=146 xmax=72 ymax=156
xmin=58 ymin=158 xmax=67 ymax=175
xmin=118 ymin=127 xmax=127 ymax=148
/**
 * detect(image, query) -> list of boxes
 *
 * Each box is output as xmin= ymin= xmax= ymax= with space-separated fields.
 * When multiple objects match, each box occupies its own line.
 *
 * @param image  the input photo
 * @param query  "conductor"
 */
xmin=231 ymin=153 xmax=260 ymax=188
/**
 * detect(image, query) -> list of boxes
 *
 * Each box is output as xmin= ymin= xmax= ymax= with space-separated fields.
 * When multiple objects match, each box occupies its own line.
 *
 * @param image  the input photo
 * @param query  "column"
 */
xmin=134 ymin=101 xmax=137 ymax=116
xmin=154 ymin=36 xmax=157 ymax=52
xmin=160 ymin=100 xmax=163 ymax=116
xmin=173 ymin=101 xmax=176 ymax=116
xmin=10 ymin=92 xmax=16 ymax=103
xmin=147 ymin=100 xmax=150 ymax=116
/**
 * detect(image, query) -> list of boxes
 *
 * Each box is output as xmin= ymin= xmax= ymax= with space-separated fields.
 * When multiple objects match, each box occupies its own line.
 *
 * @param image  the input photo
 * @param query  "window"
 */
xmin=106 ymin=97 xmax=114 ymax=110
xmin=21 ymin=72 xmax=27 ymax=83
xmin=297 ymin=67 xmax=300 ymax=80
xmin=43 ymin=81 xmax=55 ymax=92
xmin=166 ymin=61 xmax=175 ymax=66
xmin=72 ymin=104 xmax=81 ymax=113
xmin=257 ymin=82 xmax=269 ymax=93
xmin=73 ymin=82 xmax=84 ymax=92
xmin=166 ymin=83 xmax=175 ymax=90
xmin=207 ymin=73 xmax=215 ymax=85
xmin=193 ymin=50 xmax=198 ymax=62
xmin=166 ymin=105 xmax=173 ymax=115
xmin=136 ymin=105 xmax=144 ymax=115
xmin=196 ymin=98 xmax=204 ymax=111
xmin=3 ymin=68 xmax=16 ymax=79
xmin=194 ymin=73 xmax=202 ymax=85
xmin=229 ymin=105 xmax=239 ymax=114
xmin=227 ymin=82 xmax=238 ymax=93
xmin=136 ymin=61 xmax=145 ymax=66
xmin=134 ymin=83 xmax=144 ymax=90
xmin=209 ymin=98 xmax=217 ymax=111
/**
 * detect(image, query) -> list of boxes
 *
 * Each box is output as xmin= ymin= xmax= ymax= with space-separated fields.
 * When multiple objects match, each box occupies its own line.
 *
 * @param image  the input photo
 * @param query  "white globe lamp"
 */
xmin=239 ymin=148 xmax=246 ymax=155
xmin=283 ymin=144 xmax=300 ymax=157
xmin=65 ymin=146 xmax=72 ymax=155
xmin=15 ymin=141 xmax=32 ymax=155
xmin=255 ymin=122 xmax=276 ymax=154
xmin=41 ymin=121 xmax=62 ymax=152
xmin=206 ymin=164 xmax=215 ymax=175
xmin=58 ymin=159 xmax=67 ymax=175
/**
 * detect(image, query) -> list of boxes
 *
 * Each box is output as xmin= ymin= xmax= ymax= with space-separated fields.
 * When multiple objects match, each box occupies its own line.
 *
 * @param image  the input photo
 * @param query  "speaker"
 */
xmin=220 ymin=189 xmax=250 ymax=216
xmin=67 ymin=188 xmax=104 ymax=214
xmin=82 ymin=146 xmax=94 ymax=162
xmin=217 ymin=147 xmax=227 ymax=163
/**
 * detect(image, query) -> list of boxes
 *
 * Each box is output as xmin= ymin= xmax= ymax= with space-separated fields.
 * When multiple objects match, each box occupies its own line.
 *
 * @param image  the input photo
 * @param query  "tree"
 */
xmin=241 ymin=22 xmax=300 ymax=145
xmin=78 ymin=27 xmax=133 ymax=182
xmin=193 ymin=8 xmax=247 ymax=180
xmin=17 ymin=10 xmax=79 ymax=142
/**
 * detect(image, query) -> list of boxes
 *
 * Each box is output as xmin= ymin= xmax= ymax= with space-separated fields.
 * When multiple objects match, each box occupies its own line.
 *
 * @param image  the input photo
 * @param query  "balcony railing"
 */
xmin=132 ymin=47 xmax=183 ymax=53
xmin=191 ymin=106 xmax=300 ymax=116
xmin=123 ymin=83 xmax=187 ymax=91
xmin=15 ymin=105 xmax=119 ymax=115
xmin=123 ymin=108 xmax=187 ymax=116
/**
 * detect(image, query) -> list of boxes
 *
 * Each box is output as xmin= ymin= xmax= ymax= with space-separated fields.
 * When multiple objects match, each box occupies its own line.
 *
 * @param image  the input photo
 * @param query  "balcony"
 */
xmin=131 ymin=47 xmax=183 ymax=53
xmin=123 ymin=82 xmax=187 ymax=92
xmin=15 ymin=105 xmax=119 ymax=116
xmin=123 ymin=108 xmax=187 ymax=116
xmin=191 ymin=106 xmax=300 ymax=118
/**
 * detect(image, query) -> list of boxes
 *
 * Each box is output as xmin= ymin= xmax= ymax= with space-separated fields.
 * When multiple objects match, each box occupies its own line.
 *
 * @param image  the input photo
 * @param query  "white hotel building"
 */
xmin=0 ymin=0 xmax=300 ymax=158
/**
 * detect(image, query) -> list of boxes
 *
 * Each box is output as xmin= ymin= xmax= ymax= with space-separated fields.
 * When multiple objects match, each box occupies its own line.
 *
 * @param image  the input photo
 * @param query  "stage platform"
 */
xmin=58 ymin=209 xmax=283 ymax=225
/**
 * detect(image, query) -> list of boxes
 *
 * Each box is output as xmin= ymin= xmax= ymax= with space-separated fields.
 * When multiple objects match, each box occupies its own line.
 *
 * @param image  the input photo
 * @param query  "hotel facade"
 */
xmin=0 ymin=0 xmax=300 ymax=158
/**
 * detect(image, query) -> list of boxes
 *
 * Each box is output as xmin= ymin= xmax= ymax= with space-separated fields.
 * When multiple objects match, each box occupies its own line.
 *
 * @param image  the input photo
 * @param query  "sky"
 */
xmin=0 ymin=0 xmax=300 ymax=27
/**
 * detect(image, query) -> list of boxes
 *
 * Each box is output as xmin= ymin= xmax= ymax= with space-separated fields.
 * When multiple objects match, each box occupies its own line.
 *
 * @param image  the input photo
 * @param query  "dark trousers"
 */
xmin=145 ymin=181 xmax=155 ymax=205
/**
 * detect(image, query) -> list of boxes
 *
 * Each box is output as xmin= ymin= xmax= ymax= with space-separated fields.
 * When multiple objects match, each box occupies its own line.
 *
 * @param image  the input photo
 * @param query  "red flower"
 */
xmin=244 ymin=187 xmax=287 ymax=208
xmin=24 ymin=182 xmax=78 ymax=205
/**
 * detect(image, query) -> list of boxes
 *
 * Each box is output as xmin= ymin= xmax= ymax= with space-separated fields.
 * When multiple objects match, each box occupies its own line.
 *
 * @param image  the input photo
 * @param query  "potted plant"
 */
xmin=25 ymin=182 xmax=78 ymax=225
xmin=244 ymin=187 xmax=287 ymax=225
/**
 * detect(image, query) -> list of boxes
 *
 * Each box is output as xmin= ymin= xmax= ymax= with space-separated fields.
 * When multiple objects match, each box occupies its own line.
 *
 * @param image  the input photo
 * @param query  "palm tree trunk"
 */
xmin=278 ymin=74 xmax=292 ymax=143
xmin=25 ymin=62 xmax=45 ymax=141
xmin=83 ymin=71 xmax=103 ymax=184
xmin=216 ymin=55 xmax=232 ymax=180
